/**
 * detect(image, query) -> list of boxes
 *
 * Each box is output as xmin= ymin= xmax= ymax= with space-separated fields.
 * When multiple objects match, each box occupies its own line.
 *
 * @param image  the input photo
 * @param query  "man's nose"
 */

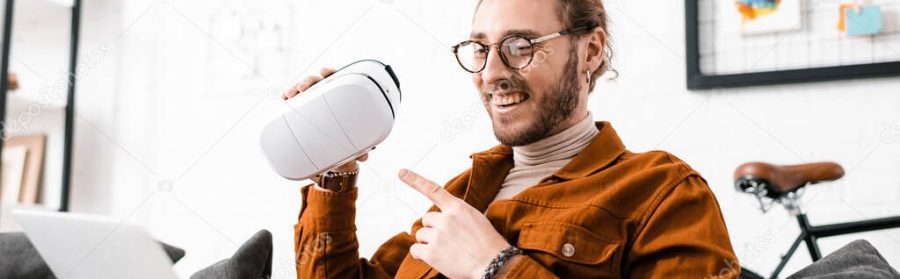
xmin=481 ymin=46 xmax=511 ymax=86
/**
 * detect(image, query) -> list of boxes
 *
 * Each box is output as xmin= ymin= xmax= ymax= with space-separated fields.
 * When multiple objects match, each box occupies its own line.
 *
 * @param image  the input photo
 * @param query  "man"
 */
xmin=285 ymin=0 xmax=739 ymax=277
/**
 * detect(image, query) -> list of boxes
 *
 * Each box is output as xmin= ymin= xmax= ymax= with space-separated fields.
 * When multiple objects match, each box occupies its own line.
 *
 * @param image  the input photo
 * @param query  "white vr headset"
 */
xmin=261 ymin=60 xmax=401 ymax=180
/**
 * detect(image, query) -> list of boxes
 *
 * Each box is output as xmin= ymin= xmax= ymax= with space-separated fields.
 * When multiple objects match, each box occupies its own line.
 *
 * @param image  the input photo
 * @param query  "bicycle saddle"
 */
xmin=734 ymin=162 xmax=845 ymax=198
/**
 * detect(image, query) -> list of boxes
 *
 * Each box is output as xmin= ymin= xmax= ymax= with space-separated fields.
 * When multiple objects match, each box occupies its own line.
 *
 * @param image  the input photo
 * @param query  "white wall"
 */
xmin=48 ymin=0 xmax=900 ymax=278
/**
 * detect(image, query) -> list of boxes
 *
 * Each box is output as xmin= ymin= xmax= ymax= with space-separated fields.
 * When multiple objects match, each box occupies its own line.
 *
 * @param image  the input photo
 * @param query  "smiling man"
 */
xmin=288 ymin=0 xmax=738 ymax=278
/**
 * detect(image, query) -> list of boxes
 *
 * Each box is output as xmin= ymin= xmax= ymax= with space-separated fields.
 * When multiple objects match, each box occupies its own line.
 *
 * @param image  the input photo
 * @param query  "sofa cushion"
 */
xmin=787 ymin=239 xmax=900 ymax=279
xmin=190 ymin=230 xmax=272 ymax=279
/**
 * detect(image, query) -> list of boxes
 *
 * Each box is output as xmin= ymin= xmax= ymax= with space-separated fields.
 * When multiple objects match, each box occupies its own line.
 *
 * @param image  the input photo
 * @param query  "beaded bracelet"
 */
xmin=480 ymin=246 xmax=523 ymax=279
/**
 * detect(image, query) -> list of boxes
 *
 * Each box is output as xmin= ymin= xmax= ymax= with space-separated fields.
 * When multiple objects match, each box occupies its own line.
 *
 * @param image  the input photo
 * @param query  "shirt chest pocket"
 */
xmin=516 ymin=221 xmax=620 ymax=276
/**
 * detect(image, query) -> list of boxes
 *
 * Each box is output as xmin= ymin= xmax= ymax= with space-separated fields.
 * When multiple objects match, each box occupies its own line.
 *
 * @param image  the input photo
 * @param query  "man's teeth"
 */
xmin=492 ymin=93 xmax=527 ymax=106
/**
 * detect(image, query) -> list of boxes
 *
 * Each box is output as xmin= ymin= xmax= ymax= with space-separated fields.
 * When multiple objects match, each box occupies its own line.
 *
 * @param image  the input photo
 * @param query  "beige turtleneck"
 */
xmin=492 ymin=113 xmax=599 ymax=202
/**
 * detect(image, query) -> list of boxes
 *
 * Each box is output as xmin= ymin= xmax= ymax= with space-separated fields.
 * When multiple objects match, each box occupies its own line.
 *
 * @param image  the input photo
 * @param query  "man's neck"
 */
xmin=512 ymin=112 xmax=597 ymax=166
xmin=545 ymin=110 xmax=590 ymax=138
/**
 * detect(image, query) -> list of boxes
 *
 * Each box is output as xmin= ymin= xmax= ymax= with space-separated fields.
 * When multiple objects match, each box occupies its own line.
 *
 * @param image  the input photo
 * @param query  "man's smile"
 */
xmin=488 ymin=91 xmax=530 ymax=114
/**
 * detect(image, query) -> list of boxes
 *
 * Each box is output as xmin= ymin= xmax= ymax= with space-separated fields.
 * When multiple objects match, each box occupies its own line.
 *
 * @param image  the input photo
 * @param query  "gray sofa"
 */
xmin=2 ymin=232 xmax=896 ymax=278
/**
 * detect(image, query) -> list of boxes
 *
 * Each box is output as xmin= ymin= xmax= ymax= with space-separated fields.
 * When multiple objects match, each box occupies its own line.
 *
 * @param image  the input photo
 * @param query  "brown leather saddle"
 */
xmin=734 ymin=162 xmax=845 ymax=198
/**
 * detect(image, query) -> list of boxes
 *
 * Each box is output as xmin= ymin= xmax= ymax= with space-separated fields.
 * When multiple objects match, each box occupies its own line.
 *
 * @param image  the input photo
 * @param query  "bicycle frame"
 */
xmin=766 ymin=213 xmax=900 ymax=278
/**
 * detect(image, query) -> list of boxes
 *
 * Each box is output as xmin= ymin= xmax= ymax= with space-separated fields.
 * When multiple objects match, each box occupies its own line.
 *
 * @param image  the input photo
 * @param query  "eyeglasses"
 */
xmin=451 ymin=26 xmax=590 ymax=73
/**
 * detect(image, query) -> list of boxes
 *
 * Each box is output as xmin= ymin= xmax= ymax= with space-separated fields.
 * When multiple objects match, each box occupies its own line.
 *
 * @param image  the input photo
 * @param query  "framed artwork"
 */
xmin=685 ymin=0 xmax=900 ymax=89
xmin=0 ymin=145 xmax=26 ymax=203
xmin=3 ymin=134 xmax=47 ymax=204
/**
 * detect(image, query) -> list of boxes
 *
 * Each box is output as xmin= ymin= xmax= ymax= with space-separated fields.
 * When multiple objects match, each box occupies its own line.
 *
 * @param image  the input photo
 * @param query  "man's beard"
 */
xmin=481 ymin=42 xmax=581 ymax=147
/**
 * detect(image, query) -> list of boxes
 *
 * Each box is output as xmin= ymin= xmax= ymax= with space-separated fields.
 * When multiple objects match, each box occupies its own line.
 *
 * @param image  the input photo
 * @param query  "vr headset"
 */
xmin=261 ymin=60 xmax=401 ymax=180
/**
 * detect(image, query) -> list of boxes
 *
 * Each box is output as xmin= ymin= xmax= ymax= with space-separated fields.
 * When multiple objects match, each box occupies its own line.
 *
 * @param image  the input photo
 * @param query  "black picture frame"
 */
xmin=684 ymin=0 xmax=900 ymax=90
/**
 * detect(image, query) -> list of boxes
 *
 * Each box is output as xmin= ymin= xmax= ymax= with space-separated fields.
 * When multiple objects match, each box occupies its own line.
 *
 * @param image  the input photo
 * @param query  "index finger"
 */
xmin=320 ymin=67 xmax=336 ymax=77
xmin=398 ymin=169 xmax=456 ymax=209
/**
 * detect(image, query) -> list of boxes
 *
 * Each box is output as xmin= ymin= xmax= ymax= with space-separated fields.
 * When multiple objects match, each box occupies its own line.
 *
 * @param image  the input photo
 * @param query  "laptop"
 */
xmin=12 ymin=210 xmax=179 ymax=279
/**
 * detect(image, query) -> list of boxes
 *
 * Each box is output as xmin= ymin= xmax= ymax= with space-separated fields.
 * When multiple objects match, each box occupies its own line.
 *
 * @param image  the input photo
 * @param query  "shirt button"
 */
xmin=561 ymin=243 xmax=576 ymax=257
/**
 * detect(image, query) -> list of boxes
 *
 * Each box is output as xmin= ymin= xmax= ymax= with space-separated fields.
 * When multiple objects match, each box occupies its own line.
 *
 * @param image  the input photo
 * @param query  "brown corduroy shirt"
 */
xmin=295 ymin=122 xmax=739 ymax=278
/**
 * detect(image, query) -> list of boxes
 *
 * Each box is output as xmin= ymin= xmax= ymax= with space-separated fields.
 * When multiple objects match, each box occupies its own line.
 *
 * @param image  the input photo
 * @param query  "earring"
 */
xmin=585 ymin=70 xmax=591 ymax=84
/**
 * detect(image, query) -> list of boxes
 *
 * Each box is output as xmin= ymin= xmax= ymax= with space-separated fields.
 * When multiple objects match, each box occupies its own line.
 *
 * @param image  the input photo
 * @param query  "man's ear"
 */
xmin=582 ymin=26 xmax=606 ymax=73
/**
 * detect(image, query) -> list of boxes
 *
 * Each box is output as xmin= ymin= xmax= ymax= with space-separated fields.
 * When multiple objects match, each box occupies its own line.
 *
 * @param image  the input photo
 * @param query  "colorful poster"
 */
xmin=736 ymin=0 xmax=802 ymax=35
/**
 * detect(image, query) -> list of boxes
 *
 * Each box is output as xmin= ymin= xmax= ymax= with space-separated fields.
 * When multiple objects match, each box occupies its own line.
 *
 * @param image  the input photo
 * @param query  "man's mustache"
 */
xmin=481 ymin=76 xmax=531 ymax=96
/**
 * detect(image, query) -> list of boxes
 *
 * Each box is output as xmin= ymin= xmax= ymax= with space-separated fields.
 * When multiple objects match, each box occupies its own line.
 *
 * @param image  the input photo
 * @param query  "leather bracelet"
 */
xmin=480 ymin=246 xmax=523 ymax=279
xmin=315 ymin=169 xmax=359 ymax=192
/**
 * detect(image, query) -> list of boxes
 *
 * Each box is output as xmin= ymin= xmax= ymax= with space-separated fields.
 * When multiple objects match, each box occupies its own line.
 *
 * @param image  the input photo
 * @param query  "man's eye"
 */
xmin=508 ymin=45 xmax=533 ymax=57
xmin=473 ymin=48 xmax=488 ymax=57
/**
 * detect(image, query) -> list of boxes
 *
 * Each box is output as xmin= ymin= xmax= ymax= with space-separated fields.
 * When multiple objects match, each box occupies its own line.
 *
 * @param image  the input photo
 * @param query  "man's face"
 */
xmin=471 ymin=0 xmax=583 ymax=146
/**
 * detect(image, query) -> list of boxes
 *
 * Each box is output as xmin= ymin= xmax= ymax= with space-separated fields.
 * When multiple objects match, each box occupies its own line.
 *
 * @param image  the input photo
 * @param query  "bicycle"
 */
xmin=733 ymin=162 xmax=900 ymax=279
